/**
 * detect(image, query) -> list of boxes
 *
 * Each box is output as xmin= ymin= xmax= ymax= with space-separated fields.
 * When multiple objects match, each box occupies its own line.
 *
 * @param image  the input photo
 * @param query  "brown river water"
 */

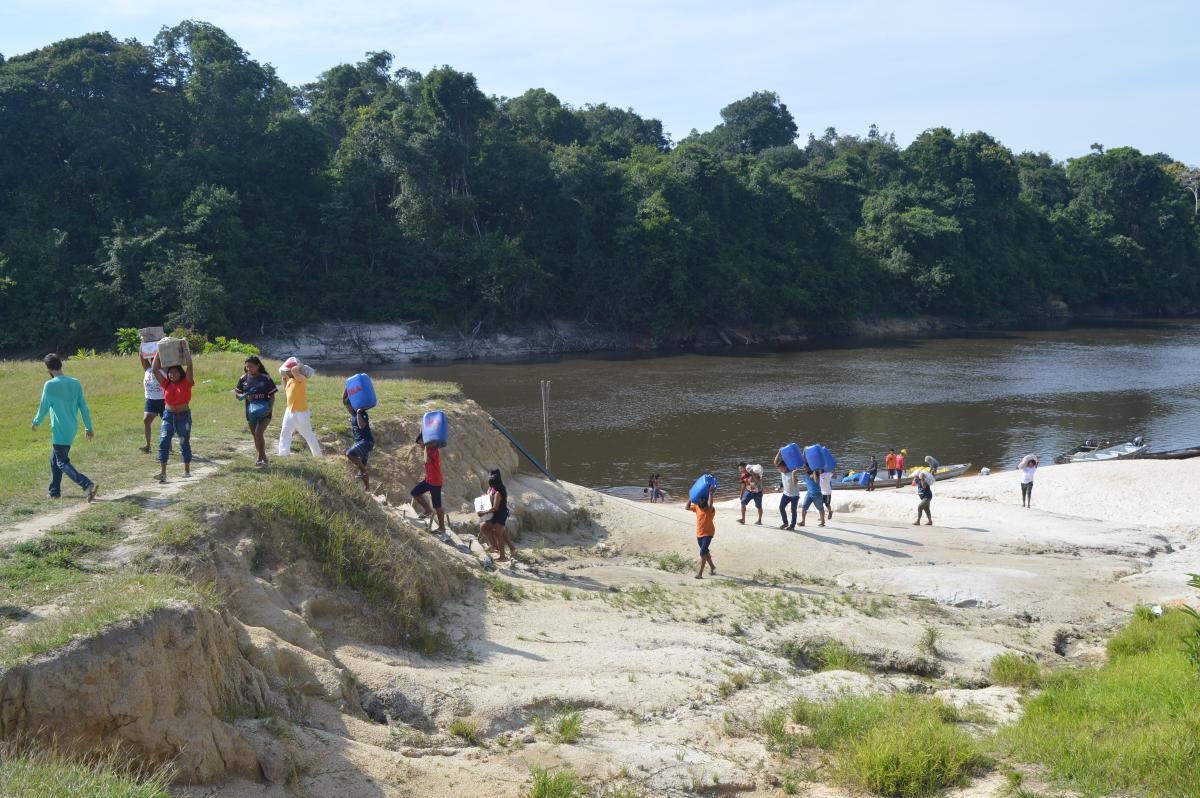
xmin=358 ymin=320 xmax=1200 ymax=498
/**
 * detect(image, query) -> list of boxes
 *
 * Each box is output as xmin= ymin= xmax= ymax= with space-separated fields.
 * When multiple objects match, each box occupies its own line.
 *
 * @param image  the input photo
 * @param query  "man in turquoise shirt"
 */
xmin=31 ymin=353 xmax=98 ymax=501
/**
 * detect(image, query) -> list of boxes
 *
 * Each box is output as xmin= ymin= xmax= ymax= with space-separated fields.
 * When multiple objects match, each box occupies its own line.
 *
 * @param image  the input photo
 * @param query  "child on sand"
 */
xmin=738 ymin=462 xmax=763 ymax=525
xmin=411 ymin=433 xmax=446 ymax=533
xmin=342 ymin=390 xmax=373 ymax=491
xmin=914 ymin=470 xmax=933 ymax=525
xmin=799 ymin=468 xmax=826 ymax=527
xmin=686 ymin=493 xmax=716 ymax=579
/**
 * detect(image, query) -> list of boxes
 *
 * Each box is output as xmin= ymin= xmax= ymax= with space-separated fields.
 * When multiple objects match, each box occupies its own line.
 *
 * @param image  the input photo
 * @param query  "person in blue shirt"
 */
xmin=798 ymin=467 xmax=826 ymax=527
xmin=342 ymin=390 xmax=374 ymax=491
xmin=31 ymin=353 xmax=98 ymax=501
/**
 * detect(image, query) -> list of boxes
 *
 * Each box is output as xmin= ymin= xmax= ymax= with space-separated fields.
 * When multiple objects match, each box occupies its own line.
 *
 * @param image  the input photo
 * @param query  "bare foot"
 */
xmin=694 ymin=574 xmax=703 ymax=580
xmin=913 ymin=521 xmax=920 ymax=525
xmin=737 ymin=518 xmax=745 ymax=525
xmin=925 ymin=520 xmax=933 ymax=525
xmin=754 ymin=520 xmax=762 ymax=525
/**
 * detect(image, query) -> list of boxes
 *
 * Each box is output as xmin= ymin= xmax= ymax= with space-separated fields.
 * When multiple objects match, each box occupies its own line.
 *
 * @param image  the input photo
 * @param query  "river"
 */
xmin=368 ymin=320 xmax=1200 ymax=497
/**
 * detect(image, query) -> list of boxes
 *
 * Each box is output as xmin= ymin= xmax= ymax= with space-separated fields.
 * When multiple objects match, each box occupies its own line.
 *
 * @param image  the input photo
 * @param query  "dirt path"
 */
xmin=0 ymin=457 xmax=230 ymax=546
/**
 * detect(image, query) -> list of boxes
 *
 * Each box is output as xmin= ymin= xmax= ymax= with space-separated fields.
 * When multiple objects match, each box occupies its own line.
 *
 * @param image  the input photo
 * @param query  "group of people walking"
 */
xmin=29 ymin=352 xmax=518 ymax=563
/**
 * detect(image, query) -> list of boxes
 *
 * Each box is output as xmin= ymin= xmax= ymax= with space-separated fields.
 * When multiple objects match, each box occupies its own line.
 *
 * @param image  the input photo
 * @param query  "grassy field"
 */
xmin=0 ymin=353 xmax=461 ymax=526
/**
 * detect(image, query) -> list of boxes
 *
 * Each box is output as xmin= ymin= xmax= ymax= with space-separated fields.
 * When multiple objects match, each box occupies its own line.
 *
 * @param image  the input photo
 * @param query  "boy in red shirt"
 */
xmin=410 ymin=432 xmax=446 ymax=532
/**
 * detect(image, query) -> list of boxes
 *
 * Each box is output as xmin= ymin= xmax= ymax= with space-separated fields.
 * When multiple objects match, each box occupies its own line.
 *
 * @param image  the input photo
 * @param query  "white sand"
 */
xmin=188 ymin=457 xmax=1200 ymax=797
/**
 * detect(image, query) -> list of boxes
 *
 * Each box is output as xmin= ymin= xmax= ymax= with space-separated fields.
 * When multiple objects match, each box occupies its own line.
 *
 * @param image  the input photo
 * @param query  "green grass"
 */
xmin=654 ymin=552 xmax=691 ymax=573
xmin=0 ymin=500 xmax=145 ymax=618
xmin=0 ymin=572 xmax=216 ymax=667
xmin=553 ymin=710 xmax=584 ymax=744
xmin=918 ymin=625 xmax=940 ymax=656
xmin=989 ymin=652 xmax=1042 ymax=687
xmin=149 ymin=515 xmax=206 ymax=547
xmin=788 ymin=693 xmax=987 ymax=797
xmin=527 ymin=767 xmax=585 ymax=798
xmin=996 ymin=607 xmax=1200 ymax=798
xmin=0 ymin=354 xmax=460 ymax=526
xmin=448 ymin=718 xmax=481 ymax=745
xmin=0 ymin=744 xmax=173 ymax=798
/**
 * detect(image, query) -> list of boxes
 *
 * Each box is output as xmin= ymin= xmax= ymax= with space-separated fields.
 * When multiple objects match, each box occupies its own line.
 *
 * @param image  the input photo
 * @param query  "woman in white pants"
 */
xmin=278 ymin=357 xmax=321 ymax=456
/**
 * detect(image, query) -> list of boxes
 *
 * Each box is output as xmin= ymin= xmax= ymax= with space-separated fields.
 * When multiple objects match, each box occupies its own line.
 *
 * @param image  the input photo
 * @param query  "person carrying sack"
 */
xmin=277 ymin=358 xmax=321 ymax=457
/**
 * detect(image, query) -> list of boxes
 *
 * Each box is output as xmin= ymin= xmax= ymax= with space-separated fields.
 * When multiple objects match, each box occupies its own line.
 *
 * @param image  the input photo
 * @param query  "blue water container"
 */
xmin=803 ymin=444 xmax=824 ymax=469
xmin=689 ymin=474 xmax=717 ymax=505
xmin=858 ymin=471 xmax=871 ymax=486
xmin=345 ymin=373 xmax=377 ymax=410
xmin=820 ymin=445 xmax=837 ymax=471
xmin=422 ymin=410 xmax=448 ymax=448
xmin=779 ymin=443 xmax=804 ymax=470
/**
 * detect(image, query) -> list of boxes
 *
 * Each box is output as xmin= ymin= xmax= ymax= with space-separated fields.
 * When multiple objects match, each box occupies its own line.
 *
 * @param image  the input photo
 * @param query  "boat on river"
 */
xmin=1055 ymin=438 xmax=1147 ymax=464
xmin=832 ymin=462 xmax=971 ymax=490
xmin=1137 ymin=444 xmax=1200 ymax=460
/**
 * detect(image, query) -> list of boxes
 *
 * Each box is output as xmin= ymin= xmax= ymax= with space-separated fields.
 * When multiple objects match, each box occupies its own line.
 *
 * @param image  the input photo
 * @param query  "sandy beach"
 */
xmin=179 ymin=457 xmax=1198 ymax=797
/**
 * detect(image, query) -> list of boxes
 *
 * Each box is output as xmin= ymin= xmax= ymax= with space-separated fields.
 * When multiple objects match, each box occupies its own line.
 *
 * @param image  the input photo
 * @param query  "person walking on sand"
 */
xmin=479 ymin=469 xmax=517 ymax=562
xmin=32 ymin=353 xmax=98 ymax=502
xmin=914 ymin=470 xmax=934 ymax=525
xmin=798 ymin=467 xmax=826 ymax=527
xmin=895 ymin=448 xmax=908 ymax=487
xmin=411 ymin=432 xmax=447 ymax=533
xmin=819 ymin=467 xmax=834 ymax=520
xmin=342 ymin=390 xmax=373 ymax=491
xmin=277 ymin=358 xmax=321 ymax=457
xmin=150 ymin=349 xmax=194 ymax=483
xmin=139 ymin=349 xmax=165 ymax=453
xmin=738 ymin=462 xmax=763 ymax=525
xmin=235 ymin=356 xmax=277 ymax=467
xmin=1019 ymin=456 xmax=1038 ymax=508
xmin=777 ymin=462 xmax=800 ymax=529
xmin=686 ymin=492 xmax=716 ymax=579
xmin=866 ymin=454 xmax=879 ymax=491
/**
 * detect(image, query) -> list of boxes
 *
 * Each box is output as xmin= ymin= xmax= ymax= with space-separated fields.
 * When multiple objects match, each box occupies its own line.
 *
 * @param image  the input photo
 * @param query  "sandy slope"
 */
xmin=172 ymin=458 xmax=1198 ymax=797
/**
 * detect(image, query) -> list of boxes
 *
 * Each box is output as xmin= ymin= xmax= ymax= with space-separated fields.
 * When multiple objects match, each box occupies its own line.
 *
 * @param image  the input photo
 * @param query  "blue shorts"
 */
xmin=697 ymin=535 xmax=713 ymax=556
xmin=144 ymin=398 xmax=165 ymax=416
xmin=411 ymin=480 xmax=443 ymax=509
xmin=346 ymin=441 xmax=373 ymax=465
xmin=741 ymin=490 xmax=763 ymax=509
xmin=802 ymin=492 xmax=823 ymax=510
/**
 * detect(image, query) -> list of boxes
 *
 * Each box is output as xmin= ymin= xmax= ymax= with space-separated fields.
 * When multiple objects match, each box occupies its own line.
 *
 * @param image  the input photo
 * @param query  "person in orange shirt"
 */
xmin=895 ymin=448 xmax=908 ymax=487
xmin=884 ymin=448 xmax=898 ymax=480
xmin=686 ymin=493 xmax=716 ymax=580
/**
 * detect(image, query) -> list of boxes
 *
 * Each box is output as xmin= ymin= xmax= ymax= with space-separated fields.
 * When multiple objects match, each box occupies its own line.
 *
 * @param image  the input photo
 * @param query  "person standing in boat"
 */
xmin=1019 ymin=456 xmax=1038 ymax=507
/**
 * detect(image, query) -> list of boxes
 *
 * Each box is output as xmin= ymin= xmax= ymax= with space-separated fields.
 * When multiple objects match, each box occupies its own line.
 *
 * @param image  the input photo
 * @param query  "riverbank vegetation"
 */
xmin=2 ymin=22 xmax=1199 ymax=352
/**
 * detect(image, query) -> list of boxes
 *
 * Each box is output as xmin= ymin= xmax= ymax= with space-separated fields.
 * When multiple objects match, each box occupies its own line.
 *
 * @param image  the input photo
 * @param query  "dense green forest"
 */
xmin=2 ymin=21 xmax=1199 ymax=351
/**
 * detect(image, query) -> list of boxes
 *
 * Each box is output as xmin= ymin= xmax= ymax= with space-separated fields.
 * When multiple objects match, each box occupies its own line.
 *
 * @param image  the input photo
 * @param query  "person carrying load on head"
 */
xmin=686 ymin=487 xmax=717 ymax=580
xmin=913 ymin=470 xmax=934 ymax=525
xmin=278 ymin=357 xmax=321 ymax=457
xmin=411 ymin=432 xmax=447 ymax=533
xmin=778 ymin=462 xmax=800 ymax=530
xmin=1019 ymin=455 xmax=1038 ymax=508
xmin=342 ymin=389 xmax=373 ymax=491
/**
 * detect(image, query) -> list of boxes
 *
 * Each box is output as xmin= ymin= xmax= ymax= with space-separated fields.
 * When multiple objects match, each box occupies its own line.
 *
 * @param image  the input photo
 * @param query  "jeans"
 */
xmin=779 ymin=494 xmax=798 ymax=526
xmin=160 ymin=409 xmax=193 ymax=464
xmin=49 ymin=444 xmax=92 ymax=497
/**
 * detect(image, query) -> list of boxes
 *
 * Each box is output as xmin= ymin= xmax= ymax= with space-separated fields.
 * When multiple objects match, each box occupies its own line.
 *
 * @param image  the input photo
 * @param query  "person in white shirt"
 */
xmin=777 ymin=463 xmax=800 ymax=529
xmin=819 ymin=469 xmax=834 ymax=519
xmin=1019 ymin=456 xmax=1038 ymax=507
xmin=139 ymin=350 xmax=166 ymax=453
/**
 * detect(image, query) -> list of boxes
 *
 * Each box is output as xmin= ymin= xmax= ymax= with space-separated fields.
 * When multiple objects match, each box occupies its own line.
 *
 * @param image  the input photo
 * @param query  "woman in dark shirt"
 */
xmin=478 ymin=469 xmax=517 ymax=562
xmin=235 ymin=355 xmax=278 ymax=467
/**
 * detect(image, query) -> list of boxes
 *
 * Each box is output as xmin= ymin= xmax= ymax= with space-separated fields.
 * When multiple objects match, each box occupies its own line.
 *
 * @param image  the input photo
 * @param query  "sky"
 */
xmin=3 ymin=0 xmax=1198 ymax=163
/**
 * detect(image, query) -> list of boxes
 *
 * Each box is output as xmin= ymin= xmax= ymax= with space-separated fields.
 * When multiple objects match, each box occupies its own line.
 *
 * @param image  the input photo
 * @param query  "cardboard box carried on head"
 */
xmin=156 ymin=336 xmax=190 ymax=368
